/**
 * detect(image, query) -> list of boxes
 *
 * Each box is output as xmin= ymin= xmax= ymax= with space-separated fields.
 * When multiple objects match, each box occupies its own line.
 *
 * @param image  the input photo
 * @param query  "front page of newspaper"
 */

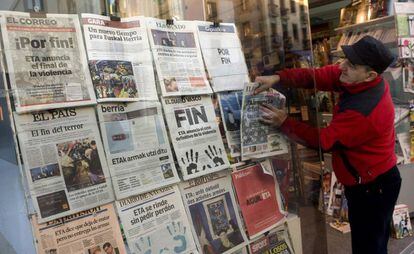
xmin=31 ymin=204 xmax=126 ymax=254
xmin=218 ymin=91 xmax=243 ymax=157
xmin=147 ymin=18 xmax=212 ymax=96
xmin=196 ymin=21 xmax=249 ymax=92
xmin=82 ymin=14 xmax=157 ymax=102
xmin=0 ymin=11 xmax=96 ymax=113
xmin=162 ymin=95 xmax=230 ymax=180
xmin=116 ymin=185 xmax=198 ymax=254
xmin=241 ymin=82 xmax=288 ymax=159
xmin=97 ymin=101 xmax=180 ymax=199
xmin=231 ymin=163 xmax=285 ymax=239
xmin=14 ymin=107 xmax=114 ymax=222
xmin=248 ymin=225 xmax=294 ymax=254
xmin=179 ymin=171 xmax=248 ymax=254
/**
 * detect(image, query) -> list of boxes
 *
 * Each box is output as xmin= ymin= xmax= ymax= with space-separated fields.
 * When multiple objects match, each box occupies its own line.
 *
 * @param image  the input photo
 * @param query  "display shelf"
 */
xmin=331 ymin=41 xmax=397 ymax=55
xmin=335 ymin=15 xmax=395 ymax=33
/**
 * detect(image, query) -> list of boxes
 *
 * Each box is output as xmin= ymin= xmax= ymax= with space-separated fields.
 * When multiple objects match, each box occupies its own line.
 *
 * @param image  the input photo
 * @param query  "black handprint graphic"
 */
xmin=181 ymin=149 xmax=208 ymax=175
xmin=205 ymin=145 xmax=225 ymax=166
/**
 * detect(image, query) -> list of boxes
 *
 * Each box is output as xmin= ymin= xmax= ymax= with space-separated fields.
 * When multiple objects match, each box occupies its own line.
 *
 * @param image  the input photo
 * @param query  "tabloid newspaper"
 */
xmin=97 ymin=101 xmax=180 ymax=199
xmin=14 ymin=107 xmax=114 ymax=223
xmin=179 ymin=171 xmax=248 ymax=254
xmin=81 ymin=14 xmax=158 ymax=102
xmin=116 ymin=185 xmax=199 ymax=254
xmin=196 ymin=21 xmax=249 ymax=92
xmin=31 ymin=204 xmax=126 ymax=254
xmin=162 ymin=95 xmax=230 ymax=180
xmin=231 ymin=163 xmax=285 ymax=239
xmin=0 ymin=11 xmax=96 ymax=113
xmin=248 ymin=225 xmax=294 ymax=254
xmin=218 ymin=91 xmax=243 ymax=157
xmin=146 ymin=18 xmax=212 ymax=96
xmin=241 ymin=82 xmax=288 ymax=159
xmin=391 ymin=204 xmax=413 ymax=239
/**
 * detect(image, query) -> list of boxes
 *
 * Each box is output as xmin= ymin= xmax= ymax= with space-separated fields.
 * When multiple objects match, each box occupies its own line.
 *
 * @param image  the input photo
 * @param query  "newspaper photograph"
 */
xmin=231 ymin=163 xmax=285 ymax=239
xmin=82 ymin=14 xmax=157 ymax=102
xmin=146 ymin=18 xmax=212 ymax=96
xmin=14 ymin=107 xmax=114 ymax=222
xmin=97 ymin=101 xmax=180 ymax=199
xmin=162 ymin=95 xmax=230 ymax=180
xmin=248 ymin=225 xmax=294 ymax=254
xmin=241 ymin=82 xmax=288 ymax=159
xmin=116 ymin=185 xmax=198 ymax=254
xmin=218 ymin=91 xmax=243 ymax=157
xmin=179 ymin=171 xmax=248 ymax=254
xmin=196 ymin=22 xmax=249 ymax=92
xmin=31 ymin=204 xmax=126 ymax=254
xmin=0 ymin=11 xmax=96 ymax=113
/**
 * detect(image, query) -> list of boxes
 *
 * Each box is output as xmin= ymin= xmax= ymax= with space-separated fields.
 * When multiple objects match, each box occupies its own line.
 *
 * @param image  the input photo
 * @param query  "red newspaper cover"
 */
xmin=232 ymin=163 xmax=284 ymax=238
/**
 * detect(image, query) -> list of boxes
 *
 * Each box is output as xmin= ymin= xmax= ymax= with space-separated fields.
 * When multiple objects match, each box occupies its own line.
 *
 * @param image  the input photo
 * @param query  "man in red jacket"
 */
xmin=255 ymin=36 xmax=401 ymax=254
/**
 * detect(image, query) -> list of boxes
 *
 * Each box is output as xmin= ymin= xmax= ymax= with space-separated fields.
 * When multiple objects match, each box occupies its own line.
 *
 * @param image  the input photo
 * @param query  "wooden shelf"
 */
xmin=335 ymin=15 xmax=395 ymax=33
xmin=331 ymin=40 xmax=396 ymax=55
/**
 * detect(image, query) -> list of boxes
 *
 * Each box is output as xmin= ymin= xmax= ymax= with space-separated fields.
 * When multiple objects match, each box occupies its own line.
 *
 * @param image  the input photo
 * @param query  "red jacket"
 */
xmin=277 ymin=65 xmax=396 ymax=186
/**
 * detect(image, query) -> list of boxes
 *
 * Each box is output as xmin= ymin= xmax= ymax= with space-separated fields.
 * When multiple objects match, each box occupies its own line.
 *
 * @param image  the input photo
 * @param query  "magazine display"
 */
xmin=146 ymin=18 xmax=212 ymax=96
xmin=248 ymin=225 xmax=294 ymax=254
xmin=31 ymin=204 xmax=126 ymax=254
xmin=98 ymin=101 xmax=179 ymax=199
xmin=395 ymin=3 xmax=414 ymax=58
xmin=241 ymin=83 xmax=288 ymax=159
xmin=162 ymin=95 xmax=230 ymax=180
xmin=179 ymin=171 xmax=248 ymax=254
xmin=116 ymin=185 xmax=198 ymax=254
xmin=231 ymin=163 xmax=285 ymax=239
xmin=196 ymin=22 xmax=249 ymax=92
xmin=14 ymin=107 xmax=114 ymax=222
xmin=218 ymin=91 xmax=243 ymax=158
xmin=82 ymin=14 xmax=157 ymax=101
xmin=391 ymin=204 xmax=413 ymax=239
xmin=0 ymin=11 xmax=96 ymax=113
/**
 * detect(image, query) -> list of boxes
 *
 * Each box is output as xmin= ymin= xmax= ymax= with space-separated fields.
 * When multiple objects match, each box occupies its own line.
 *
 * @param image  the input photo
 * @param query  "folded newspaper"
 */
xmin=116 ymin=185 xmax=199 ymax=254
xmin=248 ymin=225 xmax=295 ymax=254
xmin=82 ymin=14 xmax=158 ymax=102
xmin=14 ymin=107 xmax=114 ymax=222
xmin=179 ymin=171 xmax=248 ymax=254
xmin=241 ymin=82 xmax=288 ymax=159
xmin=97 ymin=101 xmax=180 ymax=199
xmin=31 ymin=204 xmax=126 ymax=254
xmin=0 ymin=11 xmax=96 ymax=113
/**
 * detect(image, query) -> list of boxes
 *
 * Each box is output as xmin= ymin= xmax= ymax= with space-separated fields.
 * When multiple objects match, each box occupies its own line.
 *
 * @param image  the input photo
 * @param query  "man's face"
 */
xmin=103 ymin=245 xmax=113 ymax=254
xmin=339 ymin=59 xmax=375 ymax=84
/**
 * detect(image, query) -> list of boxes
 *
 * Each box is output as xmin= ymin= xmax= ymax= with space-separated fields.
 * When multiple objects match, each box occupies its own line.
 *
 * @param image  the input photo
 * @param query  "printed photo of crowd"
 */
xmin=57 ymin=138 xmax=106 ymax=192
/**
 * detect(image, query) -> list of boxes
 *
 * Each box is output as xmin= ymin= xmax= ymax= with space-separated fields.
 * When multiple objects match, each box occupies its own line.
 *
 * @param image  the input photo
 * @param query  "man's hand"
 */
xmin=260 ymin=103 xmax=287 ymax=128
xmin=254 ymin=75 xmax=280 ymax=95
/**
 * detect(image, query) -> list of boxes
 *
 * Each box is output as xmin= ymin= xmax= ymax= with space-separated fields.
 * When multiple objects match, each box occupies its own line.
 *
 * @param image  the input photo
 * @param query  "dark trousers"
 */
xmin=345 ymin=166 xmax=401 ymax=254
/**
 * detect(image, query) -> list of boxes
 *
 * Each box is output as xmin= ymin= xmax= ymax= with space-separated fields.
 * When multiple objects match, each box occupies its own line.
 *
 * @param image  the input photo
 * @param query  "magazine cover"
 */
xmin=218 ymin=91 xmax=243 ymax=157
xmin=0 ymin=11 xmax=96 ymax=113
xmin=162 ymin=95 xmax=230 ymax=180
xmin=248 ymin=225 xmax=294 ymax=254
xmin=196 ymin=21 xmax=249 ymax=92
xmin=180 ymin=171 xmax=248 ymax=254
xmin=31 ymin=204 xmax=126 ymax=254
xmin=231 ymin=163 xmax=285 ymax=239
xmin=241 ymin=82 xmax=288 ymax=159
xmin=82 ymin=14 xmax=157 ymax=102
xmin=116 ymin=185 xmax=199 ymax=254
xmin=98 ymin=101 xmax=179 ymax=199
xmin=147 ymin=18 xmax=212 ymax=96
xmin=14 ymin=107 xmax=114 ymax=222
xmin=391 ymin=204 xmax=413 ymax=239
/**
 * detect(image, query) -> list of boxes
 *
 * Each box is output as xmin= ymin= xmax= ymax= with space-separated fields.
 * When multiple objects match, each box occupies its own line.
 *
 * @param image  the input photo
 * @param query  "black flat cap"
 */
xmin=341 ymin=35 xmax=395 ymax=74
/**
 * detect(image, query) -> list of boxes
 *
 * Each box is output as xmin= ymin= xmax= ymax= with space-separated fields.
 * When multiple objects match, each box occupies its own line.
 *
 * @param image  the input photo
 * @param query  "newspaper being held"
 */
xmin=179 ymin=171 xmax=248 ymax=254
xmin=14 ymin=107 xmax=114 ymax=222
xmin=231 ymin=163 xmax=285 ymax=239
xmin=248 ymin=225 xmax=294 ymax=254
xmin=0 ymin=11 xmax=96 ymax=113
xmin=241 ymin=82 xmax=288 ymax=159
xmin=31 ymin=204 xmax=126 ymax=254
xmin=162 ymin=95 xmax=230 ymax=180
xmin=196 ymin=22 xmax=249 ymax=92
xmin=218 ymin=91 xmax=243 ymax=157
xmin=81 ymin=14 xmax=157 ymax=102
xmin=116 ymin=185 xmax=198 ymax=254
xmin=147 ymin=18 xmax=212 ymax=96
xmin=97 ymin=102 xmax=179 ymax=199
